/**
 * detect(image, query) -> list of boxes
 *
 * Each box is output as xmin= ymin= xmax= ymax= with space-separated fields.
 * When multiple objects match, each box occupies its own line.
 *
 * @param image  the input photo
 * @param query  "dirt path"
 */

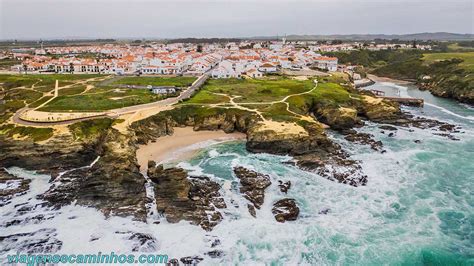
xmin=189 ymin=80 xmax=319 ymax=122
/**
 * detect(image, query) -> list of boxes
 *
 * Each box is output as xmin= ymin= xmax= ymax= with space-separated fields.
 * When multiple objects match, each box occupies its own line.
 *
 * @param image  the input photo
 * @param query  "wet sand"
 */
xmin=136 ymin=127 xmax=246 ymax=171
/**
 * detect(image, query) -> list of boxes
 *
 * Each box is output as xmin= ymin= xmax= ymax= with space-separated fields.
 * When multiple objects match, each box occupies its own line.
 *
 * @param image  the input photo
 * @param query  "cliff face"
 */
xmin=0 ymin=134 xmax=99 ymax=176
xmin=0 ymin=125 xmax=148 ymax=221
xmin=420 ymin=79 xmax=474 ymax=104
xmin=0 ymin=88 xmax=407 ymax=224
xmin=40 ymin=129 xmax=148 ymax=220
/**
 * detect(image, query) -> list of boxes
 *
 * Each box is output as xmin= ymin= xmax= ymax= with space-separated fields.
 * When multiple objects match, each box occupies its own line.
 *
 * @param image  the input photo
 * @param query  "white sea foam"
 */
xmin=2 ymin=83 xmax=473 ymax=264
xmin=424 ymin=102 xmax=474 ymax=121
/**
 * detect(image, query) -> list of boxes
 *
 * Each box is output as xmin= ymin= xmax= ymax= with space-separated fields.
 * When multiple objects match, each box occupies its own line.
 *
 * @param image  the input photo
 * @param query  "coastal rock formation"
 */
xmin=0 ymin=134 xmax=99 ymax=177
xmin=39 ymin=129 xmax=148 ymax=220
xmin=233 ymin=166 xmax=271 ymax=216
xmin=315 ymin=106 xmax=361 ymax=130
xmin=272 ymin=198 xmax=300 ymax=223
xmin=0 ymin=168 xmax=31 ymax=207
xmin=246 ymin=122 xmax=333 ymax=155
xmin=296 ymin=152 xmax=368 ymax=186
xmin=358 ymin=95 xmax=401 ymax=122
xmin=341 ymin=129 xmax=383 ymax=151
xmin=0 ymin=228 xmax=63 ymax=254
xmin=278 ymin=180 xmax=291 ymax=194
xmin=132 ymin=106 xmax=259 ymax=144
xmin=147 ymin=162 xmax=226 ymax=231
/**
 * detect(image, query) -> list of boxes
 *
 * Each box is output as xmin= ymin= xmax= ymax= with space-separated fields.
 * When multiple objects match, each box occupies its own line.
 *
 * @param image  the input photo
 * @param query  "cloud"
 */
xmin=0 ymin=0 xmax=472 ymax=39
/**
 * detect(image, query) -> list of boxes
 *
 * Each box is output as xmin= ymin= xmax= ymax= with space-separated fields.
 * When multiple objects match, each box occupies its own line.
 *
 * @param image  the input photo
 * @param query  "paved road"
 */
xmin=12 ymin=73 xmax=209 ymax=126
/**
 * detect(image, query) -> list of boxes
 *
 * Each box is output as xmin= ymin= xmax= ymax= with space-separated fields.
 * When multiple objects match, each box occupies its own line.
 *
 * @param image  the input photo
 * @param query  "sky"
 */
xmin=0 ymin=0 xmax=472 ymax=40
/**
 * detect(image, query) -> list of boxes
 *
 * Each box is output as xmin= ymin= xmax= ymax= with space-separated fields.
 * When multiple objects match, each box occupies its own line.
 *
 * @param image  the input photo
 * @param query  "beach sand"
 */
xmin=136 ymin=127 xmax=246 ymax=171
xmin=367 ymin=74 xmax=413 ymax=85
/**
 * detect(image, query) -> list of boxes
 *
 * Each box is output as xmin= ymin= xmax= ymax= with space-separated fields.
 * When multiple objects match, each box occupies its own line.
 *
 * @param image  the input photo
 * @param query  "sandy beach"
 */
xmin=367 ymin=74 xmax=413 ymax=85
xmin=136 ymin=127 xmax=246 ymax=171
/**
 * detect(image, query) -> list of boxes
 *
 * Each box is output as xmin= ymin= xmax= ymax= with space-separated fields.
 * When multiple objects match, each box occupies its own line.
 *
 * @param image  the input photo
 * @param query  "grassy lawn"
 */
xmin=447 ymin=43 xmax=474 ymax=52
xmin=0 ymin=124 xmax=53 ymax=142
xmin=260 ymin=102 xmax=297 ymax=122
xmin=190 ymin=77 xmax=315 ymax=104
xmin=58 ymin=86 xmax=87 ymax=96
xmin=39 ymin=88 xmax=166 ymax=112
xmin=0 ymin=58 xmax=21 ymax=69
xmin=29 ymin=96 xmax=54 ymax=108
xmin=112 ymin=76 xmax=197 ymax=87
xmin=185 ymin=90 xmax=230 ymax=104
xmin=422 ymin=52 xmax=474 ymax=71
xmin=68 ymin=118 xmax=114 ymax=139
xmin=182 ymin=76 xmax=355 ymax=123
xmin=0 ymin=74 xmax=103 ymax=90
xmin=4 ymin=88 xmax=43 ymax=104
xmin=287 ymin=82 xmax=352 ymax=114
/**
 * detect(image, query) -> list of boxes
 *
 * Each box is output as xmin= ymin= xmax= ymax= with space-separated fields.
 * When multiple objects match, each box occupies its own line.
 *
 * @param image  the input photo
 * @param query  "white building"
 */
xmin=258 ymin=62 xmax=277 ymax=73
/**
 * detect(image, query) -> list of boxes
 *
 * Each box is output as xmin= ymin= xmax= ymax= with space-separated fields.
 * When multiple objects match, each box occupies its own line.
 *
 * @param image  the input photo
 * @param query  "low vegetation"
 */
xmin=112 ymin=76 xmax=197 ymax=87
xmin=58 ymin=85 xmax=87 ymax=96
xmin=39 ymin=88 xmax=166 ymax=112
xmin=0 ymin=124 xmax=53 ymax=142
xmin=68 ymin=118 xmax=114 ymax=139
xmin=326 ymin=48 xmax=474 ymax=103
xmin=187 ymin=76 xmax=314 ymax=104
xmin=422 ymin=52 xmax=474 ymax=71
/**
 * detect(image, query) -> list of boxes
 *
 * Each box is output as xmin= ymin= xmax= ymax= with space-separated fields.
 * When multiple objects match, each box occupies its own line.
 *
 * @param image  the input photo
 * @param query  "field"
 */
xmin=183 ymin=75 xmax=355 ymax=123
xmin=111 ymin=76 xmax=197 ymax=87
xmin=0 ymin=58 xmax=21 ymax=69
xmin=0 ymin=74 xmax=103 ymax=90
xmin=422 ymin=52 xmax=474 ymax=71
xmin=39 ymin=88 xmax=168 ymax=112
xmin=186 ymin=76 xmax=315 ymax=104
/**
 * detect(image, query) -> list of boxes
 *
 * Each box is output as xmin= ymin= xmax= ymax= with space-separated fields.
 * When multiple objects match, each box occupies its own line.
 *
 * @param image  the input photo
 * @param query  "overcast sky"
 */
xmin=0 ymin=0 xmax=472 ymax=39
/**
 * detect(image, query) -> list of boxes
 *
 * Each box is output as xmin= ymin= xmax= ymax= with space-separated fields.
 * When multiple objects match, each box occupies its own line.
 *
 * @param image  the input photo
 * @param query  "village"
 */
xmin=6 ymin=40 xmax=342 ymax=78
xmin=4 ymin=39 xmax=430 ymax=79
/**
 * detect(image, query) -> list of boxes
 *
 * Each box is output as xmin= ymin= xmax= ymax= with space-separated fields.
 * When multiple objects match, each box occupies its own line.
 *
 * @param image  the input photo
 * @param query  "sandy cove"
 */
xmin=136 ymin=127 xmax=246 ymax=171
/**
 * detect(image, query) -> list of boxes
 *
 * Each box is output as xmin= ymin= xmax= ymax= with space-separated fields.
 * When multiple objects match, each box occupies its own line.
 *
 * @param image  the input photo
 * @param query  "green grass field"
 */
xmin=68 ymin=118 xmax=114 ymax=139
xmin=447 ymin=43 xmax=474 ymax=52
xmin=0 ymin=124 xmax=53 ymax=142
xmin=187 ymin=77 xmax=315 ymax=104
xmin=112 ymin=76 xmax=197 ymax=87
xmin=0 ymin=74 xmax=103 ymax=90
xmin=58 ymin=86 xmax=87 ymax=96
xmin=183 ymin=76 xmax=354 ymax=123
xmin=39 ymin=88 xmax=167 ymax=112
xmin=422 ymin=52 xmax=474 ymax=71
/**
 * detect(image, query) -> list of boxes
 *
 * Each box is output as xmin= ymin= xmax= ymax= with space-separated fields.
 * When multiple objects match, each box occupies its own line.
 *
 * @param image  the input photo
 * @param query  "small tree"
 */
xmin=23 ymin=64 xmax=28 ymax=74
xmin=69 ymin=62 xmax=74 ymax=74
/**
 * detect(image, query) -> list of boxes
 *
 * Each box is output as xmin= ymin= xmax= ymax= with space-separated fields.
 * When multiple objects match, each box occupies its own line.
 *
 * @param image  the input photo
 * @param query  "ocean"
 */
xmin=1 ymin=81 xmax=473 ymax=265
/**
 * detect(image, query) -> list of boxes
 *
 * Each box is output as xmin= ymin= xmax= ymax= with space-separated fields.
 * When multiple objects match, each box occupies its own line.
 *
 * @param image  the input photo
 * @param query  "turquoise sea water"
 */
xmin=1 ymin=82 xmax=473 ymax=265
xmin=176 ymin=82 xmax=474 ymax=265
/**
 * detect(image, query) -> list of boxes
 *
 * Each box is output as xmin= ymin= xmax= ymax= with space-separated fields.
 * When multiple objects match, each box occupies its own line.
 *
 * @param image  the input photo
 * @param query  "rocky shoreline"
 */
xmin=0 ymin=86 xmax=462 ymax=244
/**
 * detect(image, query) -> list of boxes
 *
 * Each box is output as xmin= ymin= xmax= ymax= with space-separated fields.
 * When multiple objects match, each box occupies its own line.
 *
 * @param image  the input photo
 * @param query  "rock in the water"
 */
xmin=38 ymin=129 xmax=148 ymax=221
xmin=278 ymin=180 xmax=291 ymax=194
xmin=379 ymin=125 xmax=398 ymax=131
xmin=342 ymin=130 xmax=383 ymax=151
xmin=272 ymin=198 xmax=300 ymax=223
xmin=148 ymin=163 xmax=226 ymax=231
xmin=127 ymin=232 xmax=157 ymax=252
xmin=206 ymin=250 xmax=224 ymax=258
xmin=180 ymin=256 xmax=203 ymax=265
xmin=0 ymin=228 xmax=62 ymax=254
xmin=233 ymin=167 xmax=271 ymax=215
xmin=0 ymin=169 xmax=31 ymax=207
xmin=318 ymin=208 xmax=330 ymax=215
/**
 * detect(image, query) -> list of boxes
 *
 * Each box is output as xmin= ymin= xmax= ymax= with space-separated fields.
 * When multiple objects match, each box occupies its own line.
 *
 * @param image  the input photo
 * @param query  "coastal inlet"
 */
xmin=1 ymin=81 xmax=473 ymax=264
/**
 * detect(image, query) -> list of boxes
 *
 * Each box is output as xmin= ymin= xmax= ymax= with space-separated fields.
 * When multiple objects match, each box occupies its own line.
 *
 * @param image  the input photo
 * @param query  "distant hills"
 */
xmin=250 ymin=32 xmax=474 ymax=41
